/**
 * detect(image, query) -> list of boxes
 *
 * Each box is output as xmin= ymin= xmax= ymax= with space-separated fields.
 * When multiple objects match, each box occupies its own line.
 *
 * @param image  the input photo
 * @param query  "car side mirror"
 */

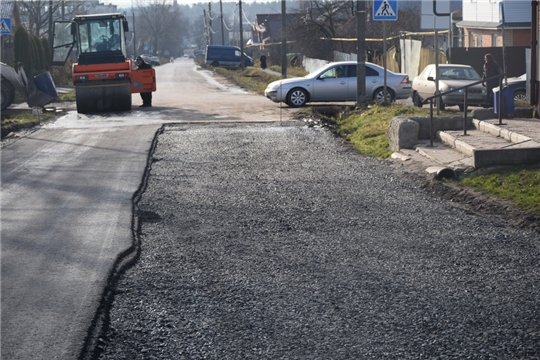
xmin=427 ymin=76 xmax=435 ymax=81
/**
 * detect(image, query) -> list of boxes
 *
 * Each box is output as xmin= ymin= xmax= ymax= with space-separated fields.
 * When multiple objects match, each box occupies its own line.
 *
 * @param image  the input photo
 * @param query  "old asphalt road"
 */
xmin=1 ymin=58 xmax=296 ymax=359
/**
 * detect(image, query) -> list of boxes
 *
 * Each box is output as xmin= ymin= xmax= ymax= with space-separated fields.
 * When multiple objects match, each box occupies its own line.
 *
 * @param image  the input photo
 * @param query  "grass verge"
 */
xmin=335 ymin=103 xmax=435 ymax=158
xmin=460 ymin=168 xmax=540 ymax=215
xmin=1 ymin=111 xmax=57 ymax=137
xmin=1 ymin=93 xmax=74 ymax=138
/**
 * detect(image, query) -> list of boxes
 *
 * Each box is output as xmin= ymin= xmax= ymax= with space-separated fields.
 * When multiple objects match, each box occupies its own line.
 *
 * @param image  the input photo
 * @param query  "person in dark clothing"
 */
xmin=260 ymin=54 xmax=267 ymax=70
xmin=136 ymin=56 xmax=152 ymax=107
xmin=482 ymin=53 xmax=502 ymax=106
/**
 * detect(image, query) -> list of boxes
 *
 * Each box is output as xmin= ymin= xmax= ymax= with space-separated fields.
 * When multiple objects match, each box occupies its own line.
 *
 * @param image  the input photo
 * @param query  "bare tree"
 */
xmin=135 ymin=0 xmax=184 ymax=56
xmin=288 ymin=0 xmax=422 ymax=61
xmin=288 ymin=1 xmax=354 ymax=60
xmin=16 ymin=0 xmax=87 ymax=37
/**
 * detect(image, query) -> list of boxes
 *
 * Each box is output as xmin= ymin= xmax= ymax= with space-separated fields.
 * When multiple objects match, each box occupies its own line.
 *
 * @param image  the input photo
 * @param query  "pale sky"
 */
xmin=109 ymin=0 xmax=265 ymax=8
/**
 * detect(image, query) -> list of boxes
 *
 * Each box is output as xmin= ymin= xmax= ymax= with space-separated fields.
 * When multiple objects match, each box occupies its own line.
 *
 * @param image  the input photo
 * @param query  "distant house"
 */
xmin=456 ymin=0 xmax=531 ymax=47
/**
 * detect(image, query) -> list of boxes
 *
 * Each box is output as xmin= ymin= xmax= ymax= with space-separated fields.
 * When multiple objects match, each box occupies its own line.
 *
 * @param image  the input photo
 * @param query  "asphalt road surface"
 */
xmin=2 ymin=59 xmax=539 ymax=359
xmin=95 ymin=121 xmax=540 ymax=359
xmin=1 ymin=58 xmax=295 ymax=359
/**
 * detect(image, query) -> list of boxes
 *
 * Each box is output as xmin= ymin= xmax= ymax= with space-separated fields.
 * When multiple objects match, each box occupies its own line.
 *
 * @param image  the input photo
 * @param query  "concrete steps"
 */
xmin=413 ymin=117 xmax=540 ymax=170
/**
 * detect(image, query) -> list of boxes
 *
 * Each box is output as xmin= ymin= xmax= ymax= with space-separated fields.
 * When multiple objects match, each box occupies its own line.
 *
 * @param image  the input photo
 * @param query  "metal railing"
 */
xmin=423 ymin=73 xmax=507 ymax=146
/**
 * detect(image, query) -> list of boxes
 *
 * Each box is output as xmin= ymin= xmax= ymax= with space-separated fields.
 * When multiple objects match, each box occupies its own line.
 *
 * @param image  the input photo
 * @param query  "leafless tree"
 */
xmin=288 ymin=1 xmax=355 ymax=60
xmin=16 ymin=0 xmax=87 ymax=37
xmin=135 ymin=0 xmax=185 ymax=56
xmin=288 ymin=0 xmax=422 ymax=61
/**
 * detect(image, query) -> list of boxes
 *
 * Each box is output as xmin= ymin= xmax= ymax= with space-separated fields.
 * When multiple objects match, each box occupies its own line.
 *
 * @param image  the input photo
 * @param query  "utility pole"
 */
xmin=281 ymin=0 xmax=286 ymax=78
xmin=239 ymin=0 xmax=244 ymax=68
xmin=356 ymin=0 xmax=366 ymax=104
xmin=203 ymin=9 xmax=209 ymax=46
xmin=48 ymin=0 xmax=54 ymax=59
xmin=220 ymin=0 xmax=224 ymax=45
xmin=208 ymin=3 xmax=213 ymax=45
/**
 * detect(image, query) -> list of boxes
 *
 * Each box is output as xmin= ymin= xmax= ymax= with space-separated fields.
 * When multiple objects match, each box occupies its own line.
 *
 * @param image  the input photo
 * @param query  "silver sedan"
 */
xmin=265 ymin=61 xmax=412 ymax=107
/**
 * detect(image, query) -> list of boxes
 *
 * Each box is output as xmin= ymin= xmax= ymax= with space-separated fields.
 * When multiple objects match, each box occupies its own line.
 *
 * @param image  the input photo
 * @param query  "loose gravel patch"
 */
xmin=96 ymin=122 xmax=540 ymax=359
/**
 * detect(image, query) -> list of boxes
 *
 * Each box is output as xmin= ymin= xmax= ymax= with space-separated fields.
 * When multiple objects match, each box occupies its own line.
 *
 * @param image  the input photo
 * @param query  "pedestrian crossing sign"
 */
xmin=1 ymin=18 xmax=12 ymax=35
xmin=0 ymin=18 xmax=11 ymax=35
xmin=373 ymin=0 xmax=398 ymax=21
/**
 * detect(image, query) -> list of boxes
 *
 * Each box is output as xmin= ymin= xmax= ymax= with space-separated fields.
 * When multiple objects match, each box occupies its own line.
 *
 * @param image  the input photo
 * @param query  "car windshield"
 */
xmin=439 ymin=67 xmax=480 ymax=80
xmin=303 ymin=64 xmax=338 ymax=78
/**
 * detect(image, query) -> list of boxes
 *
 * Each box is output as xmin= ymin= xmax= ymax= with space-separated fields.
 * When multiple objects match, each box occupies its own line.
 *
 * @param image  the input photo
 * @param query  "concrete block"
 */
xmin=388 ymin=117 xmax=419 ymax=151
xmin=409 ymin=116 xmax=470 ymax=139
xmin=473 ymin=148 xmax=540 ymax=169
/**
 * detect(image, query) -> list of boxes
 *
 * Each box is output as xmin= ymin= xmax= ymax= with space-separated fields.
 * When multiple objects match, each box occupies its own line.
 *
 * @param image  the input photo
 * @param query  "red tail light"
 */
xmin=400 ymin=76 xmax=409 ymax=84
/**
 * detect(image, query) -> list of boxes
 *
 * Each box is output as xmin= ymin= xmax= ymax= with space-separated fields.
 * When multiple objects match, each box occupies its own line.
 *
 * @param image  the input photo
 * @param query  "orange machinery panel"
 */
xmin=72 ymin=61 xmax=132 ymax=82
xmin=130 ymin=69 xmax=156 ymax=94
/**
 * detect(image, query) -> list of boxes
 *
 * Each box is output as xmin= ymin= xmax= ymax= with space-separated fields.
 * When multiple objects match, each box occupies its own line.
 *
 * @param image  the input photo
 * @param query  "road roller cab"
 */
xmin=52 ymin=13 xmax=156 ymax=113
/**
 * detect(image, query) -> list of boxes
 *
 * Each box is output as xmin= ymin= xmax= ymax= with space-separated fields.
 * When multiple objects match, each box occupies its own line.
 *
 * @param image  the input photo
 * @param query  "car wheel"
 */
xmin=286 ymin=88 xmax=308 ymax=107
xmin=412 ymin=92 xmax=423 ymax=107
xmin=514 ymin=90 xmax=527 ymax=101
xmin=1 ymin=80 xmax=15 ymax=111
xmin=437 ymin=99 xmax=445 ymax=110
xmin=372 ymin=88 xmax=394 ymax=103
xmin=211 ymin=61 xmax=220 ymax=67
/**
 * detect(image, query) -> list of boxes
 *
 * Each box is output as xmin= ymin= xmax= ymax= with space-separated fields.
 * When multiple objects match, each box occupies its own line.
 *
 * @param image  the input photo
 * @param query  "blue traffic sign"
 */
xmin=373 ymin=0 xmax=398 ymax=21
xmin=0 ymin=18 xmax=12 ymax=35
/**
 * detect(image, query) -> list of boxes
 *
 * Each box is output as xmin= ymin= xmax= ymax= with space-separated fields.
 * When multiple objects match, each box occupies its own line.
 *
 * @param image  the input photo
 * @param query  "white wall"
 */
xmin=462 ymin=0 xmax=531 ymax=23
xmin=462 ymin=0 xmax=499 ymax=22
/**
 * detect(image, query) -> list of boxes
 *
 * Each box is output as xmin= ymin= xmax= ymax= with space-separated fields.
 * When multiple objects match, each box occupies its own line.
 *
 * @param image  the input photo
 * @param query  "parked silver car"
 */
xmin=411 ymin=64 xmax=489 ymax=110
xmin=506 ymin=74 xmax=527 ymax=101
xmin=265 ymin=61 xmax=412 ymax=107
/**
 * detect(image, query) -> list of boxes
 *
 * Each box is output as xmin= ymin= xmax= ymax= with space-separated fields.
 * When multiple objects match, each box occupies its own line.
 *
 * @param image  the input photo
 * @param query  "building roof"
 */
xmin=456 ymin=20 xmax=531 ymax=30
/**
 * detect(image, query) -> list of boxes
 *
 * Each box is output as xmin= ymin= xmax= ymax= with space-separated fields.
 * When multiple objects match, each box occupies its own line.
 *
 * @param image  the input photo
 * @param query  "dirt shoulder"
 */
xmin=296 ymin=111 xmax=540 ymax=234
xmin=398 ymin=163 xmax=540 ymax=233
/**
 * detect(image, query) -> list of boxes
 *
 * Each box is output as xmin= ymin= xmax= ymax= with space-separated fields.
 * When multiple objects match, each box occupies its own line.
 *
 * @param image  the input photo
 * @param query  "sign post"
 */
xmin=373 ymin=0 xmax=397 ymax=102
xmin=357 ymin=1 xmax=366 ymax=105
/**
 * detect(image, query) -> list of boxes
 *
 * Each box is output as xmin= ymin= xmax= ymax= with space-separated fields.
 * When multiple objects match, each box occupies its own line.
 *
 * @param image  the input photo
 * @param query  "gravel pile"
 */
xmin=96 ymin=122 xmax=540 ymax=359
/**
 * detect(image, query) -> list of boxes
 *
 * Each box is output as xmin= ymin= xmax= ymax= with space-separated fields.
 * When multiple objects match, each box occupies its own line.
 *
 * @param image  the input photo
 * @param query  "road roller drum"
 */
xmin=75 ymin=79 xmax=131 ymax=113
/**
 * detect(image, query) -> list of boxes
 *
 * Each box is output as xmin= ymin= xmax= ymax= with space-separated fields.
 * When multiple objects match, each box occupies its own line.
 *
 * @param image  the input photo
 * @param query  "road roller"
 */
xmin=52 ymin=13 xmax=156 ymax=113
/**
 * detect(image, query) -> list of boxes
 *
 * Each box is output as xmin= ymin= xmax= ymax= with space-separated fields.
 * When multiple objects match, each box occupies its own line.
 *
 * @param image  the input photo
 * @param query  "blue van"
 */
xmin=205 ymin=45 xmax=254 ymax=67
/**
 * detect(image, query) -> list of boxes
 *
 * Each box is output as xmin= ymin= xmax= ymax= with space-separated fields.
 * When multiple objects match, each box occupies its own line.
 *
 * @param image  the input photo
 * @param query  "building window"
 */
xmin=492 ymin=33 xmax=498 ymax=46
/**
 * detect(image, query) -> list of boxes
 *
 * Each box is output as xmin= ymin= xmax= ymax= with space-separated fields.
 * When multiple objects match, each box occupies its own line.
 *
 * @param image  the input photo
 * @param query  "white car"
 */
xmin=411 ymin=64 xmax=489 ymax=110
xmin=264 ymin=61 xmax=412 ymax=107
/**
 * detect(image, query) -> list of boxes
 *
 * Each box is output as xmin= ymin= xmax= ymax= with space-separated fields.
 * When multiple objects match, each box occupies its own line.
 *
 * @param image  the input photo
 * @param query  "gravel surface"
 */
xmin=95 ymin=121 xmax=540 ymax=359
